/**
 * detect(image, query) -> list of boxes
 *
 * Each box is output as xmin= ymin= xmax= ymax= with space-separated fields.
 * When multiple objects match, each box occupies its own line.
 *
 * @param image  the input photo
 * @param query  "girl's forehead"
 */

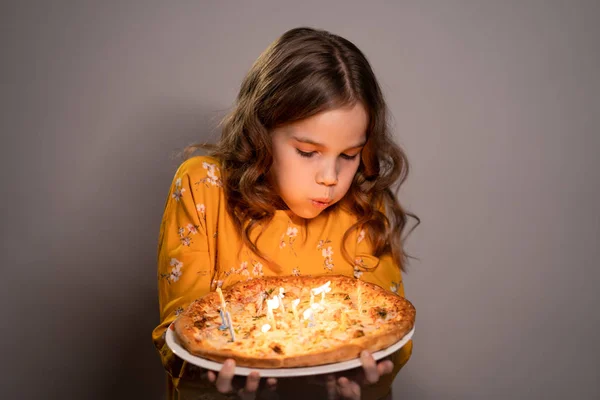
xmin=279 ymin=104 xmax=368 ymax=147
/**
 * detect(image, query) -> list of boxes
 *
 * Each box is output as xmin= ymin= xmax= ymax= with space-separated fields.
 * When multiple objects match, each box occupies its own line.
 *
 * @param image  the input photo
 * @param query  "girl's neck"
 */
xmin=278 ymin=209 xmax=305 ymax=226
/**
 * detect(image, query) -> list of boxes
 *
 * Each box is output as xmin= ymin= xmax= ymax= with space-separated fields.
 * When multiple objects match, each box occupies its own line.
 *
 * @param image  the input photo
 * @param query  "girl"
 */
xmin=153 ymin=27 xmax=418 ymax=400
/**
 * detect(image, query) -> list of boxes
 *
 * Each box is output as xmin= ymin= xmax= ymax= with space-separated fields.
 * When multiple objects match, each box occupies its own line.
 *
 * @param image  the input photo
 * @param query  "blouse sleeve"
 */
xmin=355 ymin=231 xmax=414 ymax=399
xmin=151 ymin=157 xmax=222 ymax=378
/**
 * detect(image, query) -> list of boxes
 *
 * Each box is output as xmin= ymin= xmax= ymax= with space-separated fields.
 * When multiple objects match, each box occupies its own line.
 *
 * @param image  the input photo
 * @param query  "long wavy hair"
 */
xmin=187 ymin=27 xmax=419 ymax=272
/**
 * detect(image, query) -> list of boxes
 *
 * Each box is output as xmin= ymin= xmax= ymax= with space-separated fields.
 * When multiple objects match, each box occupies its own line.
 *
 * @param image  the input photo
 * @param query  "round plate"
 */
xmin=165 ymin=325 xmax=415 ymax=377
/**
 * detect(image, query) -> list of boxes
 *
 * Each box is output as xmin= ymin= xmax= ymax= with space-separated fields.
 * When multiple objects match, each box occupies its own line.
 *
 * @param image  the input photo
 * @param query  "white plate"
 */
xmin=165 ymin=325 xmax=415 ymax=377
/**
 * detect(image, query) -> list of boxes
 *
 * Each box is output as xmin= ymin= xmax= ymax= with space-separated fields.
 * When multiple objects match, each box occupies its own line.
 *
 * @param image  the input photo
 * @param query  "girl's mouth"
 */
xmin=311 ymin=199 xmax=331 ymax=209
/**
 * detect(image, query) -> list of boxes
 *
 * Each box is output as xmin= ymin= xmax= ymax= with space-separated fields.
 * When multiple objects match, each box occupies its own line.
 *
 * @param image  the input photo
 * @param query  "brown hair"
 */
xmin=187 ymin=27 xmax=419 ymax=271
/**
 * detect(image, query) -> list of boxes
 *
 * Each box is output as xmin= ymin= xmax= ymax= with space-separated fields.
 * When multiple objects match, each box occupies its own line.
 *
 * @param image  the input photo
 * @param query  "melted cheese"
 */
xmin=201 ymin=285 xmax=391 ymax=358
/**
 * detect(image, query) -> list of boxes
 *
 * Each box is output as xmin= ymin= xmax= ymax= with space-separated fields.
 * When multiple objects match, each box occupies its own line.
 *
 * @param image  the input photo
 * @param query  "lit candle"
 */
xmin=311 ymin=281 xmax=331 ymax=304
xmin=340 ymin=311 xmax=348 ymax=330
xmin=278 ymin=287 xmax=286 ymax=312
xmin=320 ymin=282 xmax=331 ymax=304
xmin=291 ymin=298 xmax=300 ymax=321
xmin=216 ymin=287 xmax=227 ymax=311
xmin=357 ymin=283 xmax=362 ymax=314
xmin=303 ymin=307 xmax=313 ymax=322
xmin=225 ymin=311 xmax=235 ymax=341
xmin=218 ymin=309 xmax=228 ymax=331
xmin=266 ymin=296 xmax=280 ymax=323
xmin=302 ymin=308 xmax=316 ymax=328
xmin=321 ymin=292 xmax=326 ymax=303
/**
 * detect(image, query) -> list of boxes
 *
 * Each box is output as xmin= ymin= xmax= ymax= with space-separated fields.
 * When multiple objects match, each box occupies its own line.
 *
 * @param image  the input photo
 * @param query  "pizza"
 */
xmin=172 ymin=275 xmax=415 ymax=368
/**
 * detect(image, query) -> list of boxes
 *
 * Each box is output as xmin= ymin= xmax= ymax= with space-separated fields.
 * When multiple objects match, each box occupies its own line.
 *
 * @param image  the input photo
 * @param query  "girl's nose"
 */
xmin=316 ymin=160 xmax=339 ymax=186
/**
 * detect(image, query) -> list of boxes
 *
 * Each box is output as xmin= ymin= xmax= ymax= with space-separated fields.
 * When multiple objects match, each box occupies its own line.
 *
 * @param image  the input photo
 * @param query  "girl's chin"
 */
xmin=288 ymin=204 xmax=334 ymax=220
xmin=282 ymin=205 xmax=318 ymax=220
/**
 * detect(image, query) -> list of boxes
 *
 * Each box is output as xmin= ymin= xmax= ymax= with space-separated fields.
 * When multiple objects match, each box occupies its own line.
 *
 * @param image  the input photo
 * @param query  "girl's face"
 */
xmin=270 ymin=103 xmax=368 ymax=219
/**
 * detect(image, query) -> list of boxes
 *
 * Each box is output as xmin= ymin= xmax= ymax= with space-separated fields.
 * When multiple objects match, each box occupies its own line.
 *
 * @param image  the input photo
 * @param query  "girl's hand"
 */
xmin=207 ymin=359 xmax=278 ymax=399
xmin=325 ymin=351 xmax=394 ymax=400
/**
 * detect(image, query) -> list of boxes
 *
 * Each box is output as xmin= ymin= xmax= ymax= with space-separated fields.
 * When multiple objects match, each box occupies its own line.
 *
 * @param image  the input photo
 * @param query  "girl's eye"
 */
xmin=340 ymin=153 xmax=359 ymax=161
xmin=296 ymin=149 xmax=315 ymax=158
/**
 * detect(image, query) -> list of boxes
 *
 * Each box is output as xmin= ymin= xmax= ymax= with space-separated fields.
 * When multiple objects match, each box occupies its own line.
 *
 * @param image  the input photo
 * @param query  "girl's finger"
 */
xmin=265 ymin=377 xmax=278 ymax=391
xmin=377 ymin=360 xmax=394 ymax=376
xmin=207 ymin=370 xmax=217 ymax=382
xmin=360 ymin=351 xmax=379 ymax=384
xmin=215 ymin=359 xmax=236 ymax=393
xmin=236 ymin=371 xmax=260 ymax=400
xmin=337 ymin=376 xmax=361 ymax=400
xmin=326 ymin=374 xmax=338 ymax=400
xmin=246 ymin=372 xmax=261 ymax=392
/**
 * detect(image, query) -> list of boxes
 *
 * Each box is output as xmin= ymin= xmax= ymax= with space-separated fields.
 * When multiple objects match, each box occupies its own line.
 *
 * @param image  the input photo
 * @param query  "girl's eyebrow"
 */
xmin=290 ymin=135 xmax=366 ymax=150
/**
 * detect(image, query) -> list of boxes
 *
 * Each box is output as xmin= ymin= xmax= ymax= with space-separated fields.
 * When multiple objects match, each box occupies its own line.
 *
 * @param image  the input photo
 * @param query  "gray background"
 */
xmin=2 ymin=1 xmax=599 ymax=399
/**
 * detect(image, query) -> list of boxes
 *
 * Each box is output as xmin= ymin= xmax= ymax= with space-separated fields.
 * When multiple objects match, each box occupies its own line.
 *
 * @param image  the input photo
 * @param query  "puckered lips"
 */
xmin=310 ymin=197 xmax=332 ymax=209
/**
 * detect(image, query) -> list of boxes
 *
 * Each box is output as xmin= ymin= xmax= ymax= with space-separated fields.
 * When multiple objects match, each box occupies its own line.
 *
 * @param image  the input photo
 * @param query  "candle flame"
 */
xmin=291 ymin=298 xmax=300 ymax=321
xmin=278 ymin=288 xmax=286 ymax=312
xmin=303 ymin=307 xmax=314 ymax=320
xmin=216 ymin=287 xmax=227 ymax=311
xmin=310 ymin=281 xmax=331 ymax=296
xmin=266 ymin=296 xmax=279 ymax=322
xmin=267 ymin=296 xmax=280 ymax=310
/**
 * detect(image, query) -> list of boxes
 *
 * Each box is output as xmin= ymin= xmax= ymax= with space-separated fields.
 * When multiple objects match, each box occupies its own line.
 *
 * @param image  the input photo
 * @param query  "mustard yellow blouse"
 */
xmin=152 ymin=156 xmax=413 ymax=400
